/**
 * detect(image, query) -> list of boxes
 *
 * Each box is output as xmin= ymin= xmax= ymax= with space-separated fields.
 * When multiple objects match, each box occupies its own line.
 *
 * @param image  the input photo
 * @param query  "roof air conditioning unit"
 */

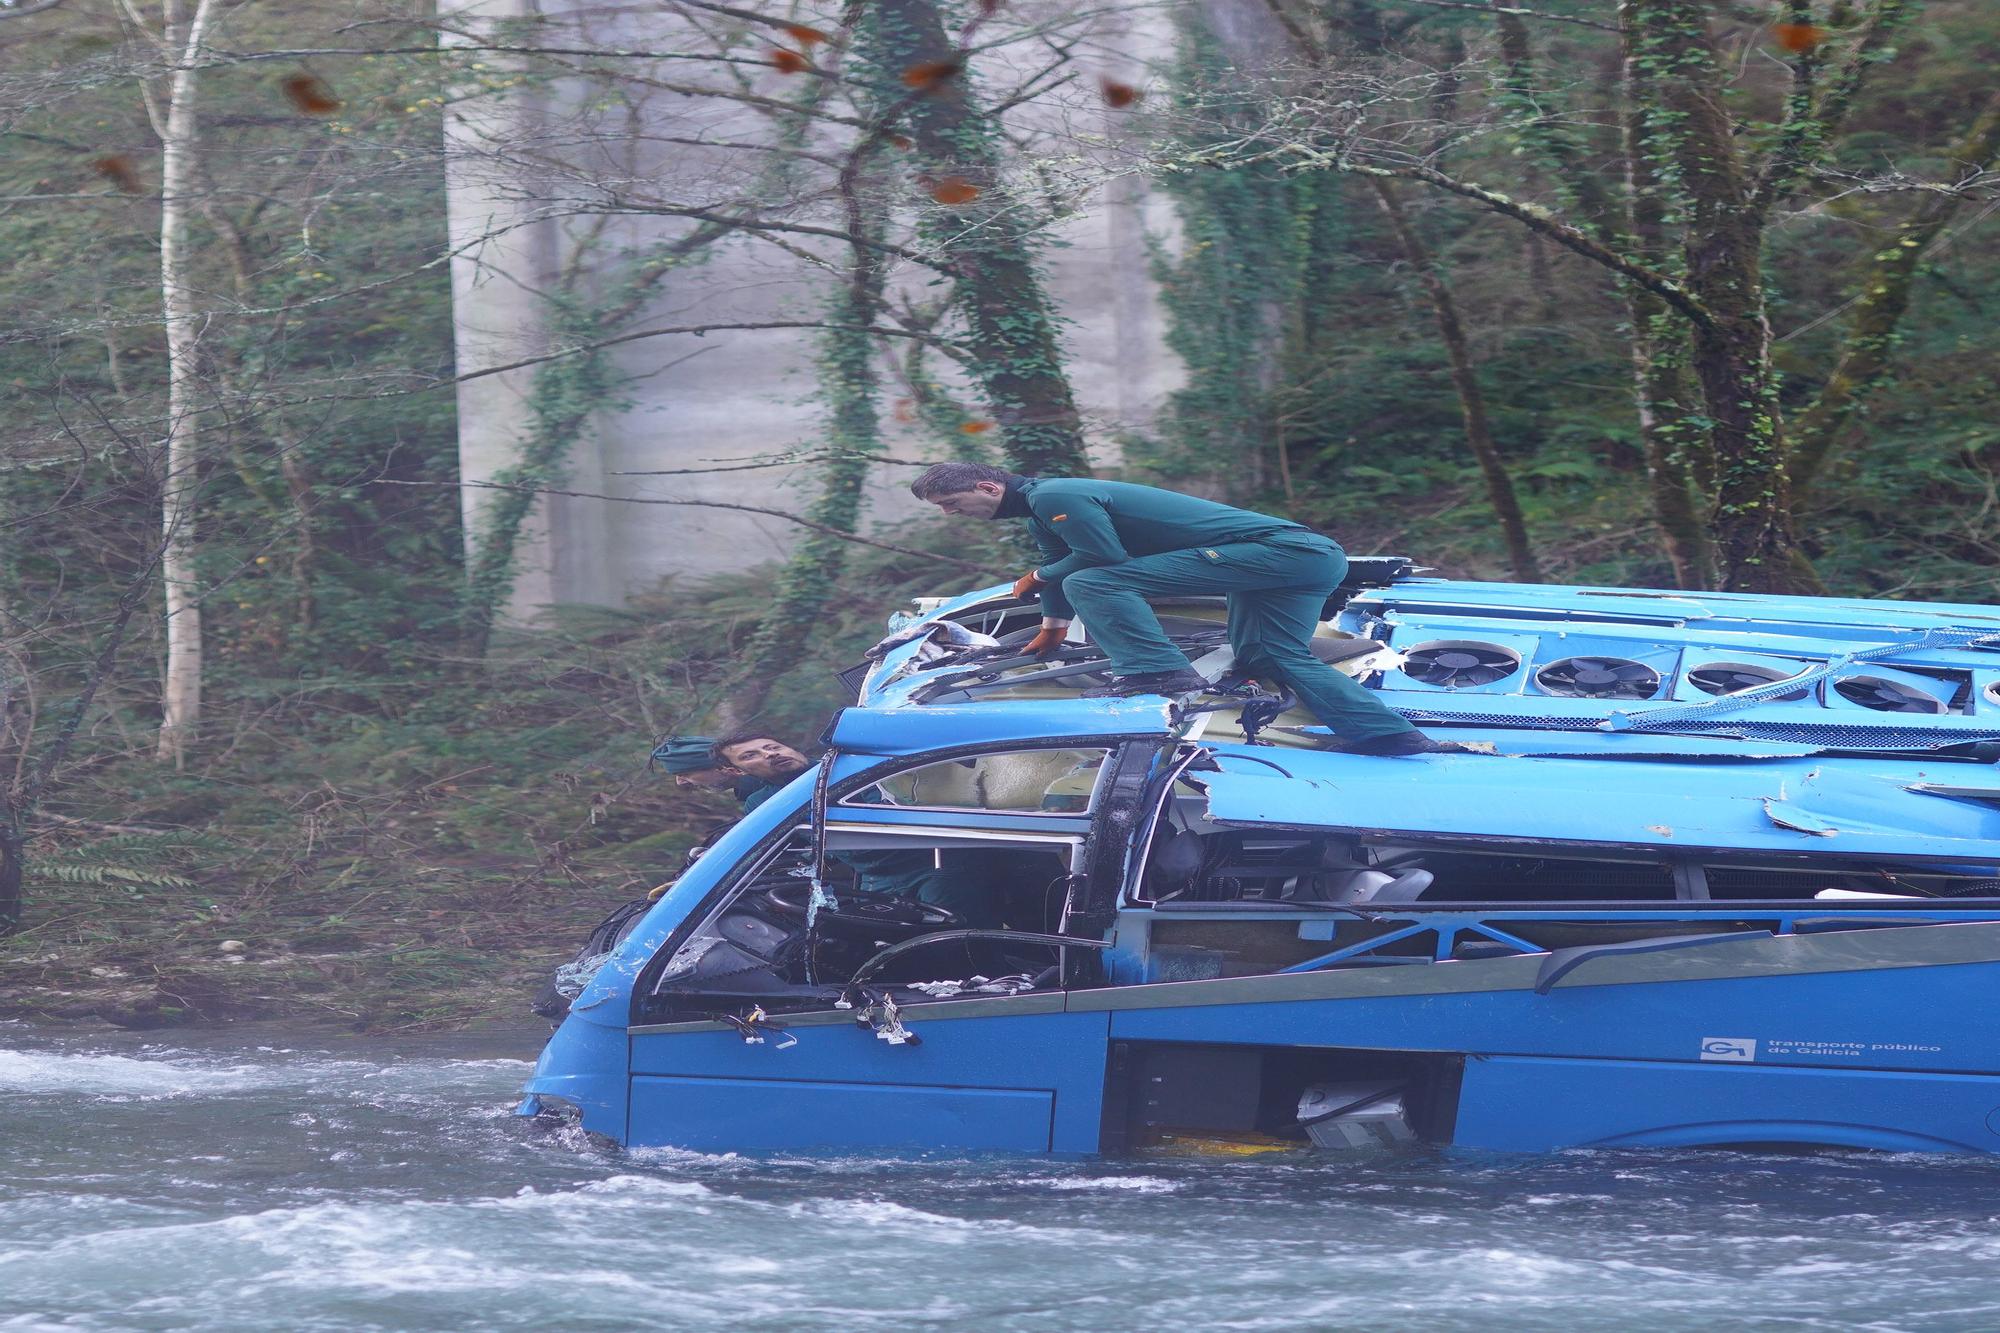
xmin=1824 ymin=665 xmax=1957 ymax=715
xmin=1535 ymin=656 xmax=1663 ymax=701
xmin=1681 ymin=658 xmax=1815 ymax=704
xmin=1383 ymin=636 xmax=1535 ymax=695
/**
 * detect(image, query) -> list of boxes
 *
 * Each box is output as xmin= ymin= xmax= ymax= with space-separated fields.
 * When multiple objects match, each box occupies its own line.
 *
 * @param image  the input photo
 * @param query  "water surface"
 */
xmin=5 ymin=1023 xmax=2000 ymax=1330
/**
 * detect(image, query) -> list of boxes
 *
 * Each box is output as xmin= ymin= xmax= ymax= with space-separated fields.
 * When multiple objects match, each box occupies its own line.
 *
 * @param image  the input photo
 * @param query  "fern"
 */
xmin=27 ymin=863 xmax=200 ymax=890
xmin=56 ymin=831 xmax=233 ymax=856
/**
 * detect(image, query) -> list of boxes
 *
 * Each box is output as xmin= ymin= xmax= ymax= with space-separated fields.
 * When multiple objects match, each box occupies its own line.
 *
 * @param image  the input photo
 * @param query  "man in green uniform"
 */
xmin=911 ymin=463 xmax=1456 ymax=756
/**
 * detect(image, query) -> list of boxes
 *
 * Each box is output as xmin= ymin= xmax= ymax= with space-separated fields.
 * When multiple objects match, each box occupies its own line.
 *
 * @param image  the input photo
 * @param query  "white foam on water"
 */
xmin=624 ymin=1144 xmax=747 ymax=1167
xmin=499 ymin=1174 xmax=720 ymax=1211
xmin=1764 ymin=1258 xmax=1868 ymax=1278
xmin=787 ymin=1196 xmax=982 ymax=1240
xmin=711 ymin=1255 xmax=785 ymax=1276
xmin=0 ymin=1317 xmax=72 ymax=1333
xmin=788 ymin=1195 xmax=1084 ymax=1246
xmin=5 ymin=1184 xmax=790 ymax=1322
xmin=1411 ymin=1246 xmax=1595 ymax=1286
xmin=1043 ymin=1175 xmax=1179 ymax=1193
xmin=0 ymin=1048 xmax=283 ymax=1099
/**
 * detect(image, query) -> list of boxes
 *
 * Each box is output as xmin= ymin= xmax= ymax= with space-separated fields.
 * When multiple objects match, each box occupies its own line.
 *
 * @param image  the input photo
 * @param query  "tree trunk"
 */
xmin=864 ymin=0 xmax=1091 ymax=478
xmin=1789 ymin=90 xmax=2000 ymax=507
xmin=1686 ymin=315 xmax=1806 ymax=591
xmin=0 ymin=824 xmax=21 ymax=935
xmin=154 ymin=0 xmax=220 ymax=767
xmin=1369 ymin=178 xmax=1540 ymax=581
xmin=1492 ymin=0 xmax=1713 ymax=586
xmin=1625 ymin=0 xmax=1811 ymax=593
xmin=1626 ymin=311 xmax=1713 ymax=588
xmin=1617 ymin=18 xmax=1714 ymax=588
xmin=0 ymin=656 xmax=23 ymax=933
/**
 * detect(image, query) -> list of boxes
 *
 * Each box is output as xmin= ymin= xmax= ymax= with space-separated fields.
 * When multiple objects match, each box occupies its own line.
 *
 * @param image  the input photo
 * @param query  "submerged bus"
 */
xmin=521 ymin=563 xmax=2000 ymax=1155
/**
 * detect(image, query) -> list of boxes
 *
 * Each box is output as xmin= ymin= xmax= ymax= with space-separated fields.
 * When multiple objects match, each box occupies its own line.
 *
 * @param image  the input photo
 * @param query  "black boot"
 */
xmin=1312 ymin=730 xmax=1471 ymax=756
xmin=1081 ymin=668 xmax=1212 ymax=699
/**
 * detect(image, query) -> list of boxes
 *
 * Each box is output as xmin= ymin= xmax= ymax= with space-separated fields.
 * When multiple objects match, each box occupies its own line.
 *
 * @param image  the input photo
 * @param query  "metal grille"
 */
xmin=1392 ymin=704 xmax=2000 ymax=750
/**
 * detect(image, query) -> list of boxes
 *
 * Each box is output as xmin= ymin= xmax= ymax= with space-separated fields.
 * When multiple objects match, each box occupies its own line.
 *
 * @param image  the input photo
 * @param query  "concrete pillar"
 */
xmin=441 ymin=0 xmax=615 ymax=620
xmin=442 ymin=0 xmax=1195 ymax=606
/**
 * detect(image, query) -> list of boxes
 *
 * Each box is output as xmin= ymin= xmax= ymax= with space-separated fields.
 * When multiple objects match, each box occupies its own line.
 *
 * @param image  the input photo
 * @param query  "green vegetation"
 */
xmin=1145 ymin=1 xmax=2000 ymax=595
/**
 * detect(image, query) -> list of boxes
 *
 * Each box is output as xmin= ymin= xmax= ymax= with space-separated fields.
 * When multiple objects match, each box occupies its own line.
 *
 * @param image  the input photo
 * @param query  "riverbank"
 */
xmin=0 ymin=632 xmax=754 ymax=1032
xmin=0 ymin=549 xmax=993 ymax=1033
xmin=0 ymin=737 xmax=734 ymax=1031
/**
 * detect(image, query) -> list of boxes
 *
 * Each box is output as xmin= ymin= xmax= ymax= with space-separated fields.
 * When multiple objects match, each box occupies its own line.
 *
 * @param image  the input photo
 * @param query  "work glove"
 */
xmin=1023 ymin=625 xmax=1068 ymax=657
xmin=1011 ymin=570 xmax=1043 ymax=601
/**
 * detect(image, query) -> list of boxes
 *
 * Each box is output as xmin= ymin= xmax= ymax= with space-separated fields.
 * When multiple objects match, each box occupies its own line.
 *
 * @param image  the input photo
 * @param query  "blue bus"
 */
xmin=521 ymin=561 xmax=2000 ymax=1156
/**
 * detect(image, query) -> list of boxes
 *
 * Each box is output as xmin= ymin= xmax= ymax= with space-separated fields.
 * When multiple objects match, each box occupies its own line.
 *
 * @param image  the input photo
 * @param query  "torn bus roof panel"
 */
xmin=826 ymin=696 xmax=1175 ymax=756
xmin=1193 ymin=746 xmax=2000 ymax=861
xmin=1354 ymin=578 xmax=2000 ymax=641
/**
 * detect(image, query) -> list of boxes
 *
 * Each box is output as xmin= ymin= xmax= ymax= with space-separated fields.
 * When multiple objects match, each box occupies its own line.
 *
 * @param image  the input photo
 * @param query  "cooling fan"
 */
xmin=1535 ymin=656 xmax=1662 ymax=701
xmin=1400 ymin=642 xmax=1521 ymax=689
xmin=1832 ymin=675 xmax=1947 ymax=714
xmin=1687 ymin=661 xmax=1812 ymax=702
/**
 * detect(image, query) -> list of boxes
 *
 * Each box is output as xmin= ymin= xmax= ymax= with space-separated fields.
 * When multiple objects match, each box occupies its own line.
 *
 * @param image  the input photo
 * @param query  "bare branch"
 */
xmin=1200 ymin=142 xmax=1712 ymax=327
xmin=1750 ymin=0 xmax=1909 ymax=219
xmin=1384 ymin=0 xmax=1618 ymax=30
xmin=377 ymin=480 xmax=998 ymax=575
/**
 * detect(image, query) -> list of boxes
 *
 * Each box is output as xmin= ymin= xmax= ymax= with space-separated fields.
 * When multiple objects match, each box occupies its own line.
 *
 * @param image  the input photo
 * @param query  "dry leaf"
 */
xmin=1099 ymin=77 xmax=1141 ymax=109
xmin=281 ymin=72 xmax=343 ymax=116
xmin=959 ymin=419 xmax=994 ymax=435
xmin=901 ymin=60 xmax=960 ymax=91
xmin=978 ymin=0 xmax=1003 ymax=13
xmin=927 ymin=174 xmax=979 ymax=205
xmin=1771 ymin=22 xmax=1830 ymax=53
xmin=90 ymin=154 xmax=143 ymax=194
xmin=892 ymin=398 xmax=917 ymax=423
xmin=888 ymin=133 xmax=914 ymax=150
xmin=770 ymin=47 xmax=809 ymax=74
xmin=783 ymin=23 xmax=828 ymax=46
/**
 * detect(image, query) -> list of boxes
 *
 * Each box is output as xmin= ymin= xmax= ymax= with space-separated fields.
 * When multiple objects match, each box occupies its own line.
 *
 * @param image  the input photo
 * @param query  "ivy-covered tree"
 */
xmin=1164 ymin=0 xmax=1996 ymax=592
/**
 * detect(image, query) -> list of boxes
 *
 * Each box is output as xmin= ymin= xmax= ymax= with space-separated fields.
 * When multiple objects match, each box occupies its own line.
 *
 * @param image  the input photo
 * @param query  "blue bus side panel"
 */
xmin=1455 ymin=1055 xmax=2000 ymax=1154
xmin=629 ymin=1010 xmax=1111 ymax=1153
xmin=1105 ymin=962 xmax=2000 ymax=1073
xmin=630 ymin=1076 xmax=1054 ymax=1152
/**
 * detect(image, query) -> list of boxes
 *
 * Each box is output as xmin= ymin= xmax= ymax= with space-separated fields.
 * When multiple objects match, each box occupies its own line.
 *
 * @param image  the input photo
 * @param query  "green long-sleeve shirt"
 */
xmin=734 ymin=776 xmax=782 ymax=813
xmin=1007 ymin=477 xmax=1310 ymax=619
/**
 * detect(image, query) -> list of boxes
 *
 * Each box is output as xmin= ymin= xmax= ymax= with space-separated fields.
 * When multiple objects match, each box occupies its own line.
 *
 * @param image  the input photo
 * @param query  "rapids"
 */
xmin=5 ymin=1024 xmax=2000 ymax=1330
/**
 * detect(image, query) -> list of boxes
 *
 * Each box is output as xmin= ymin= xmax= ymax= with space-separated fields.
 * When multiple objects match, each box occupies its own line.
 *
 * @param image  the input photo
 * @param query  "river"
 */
xmin=5 ymin=1023 xmax=2000 ymax=1330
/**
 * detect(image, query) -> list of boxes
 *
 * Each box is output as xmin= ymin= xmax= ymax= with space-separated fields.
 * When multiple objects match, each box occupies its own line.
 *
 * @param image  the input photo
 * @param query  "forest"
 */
xmin=0 ymin=0 xmax=1994 ymax=1027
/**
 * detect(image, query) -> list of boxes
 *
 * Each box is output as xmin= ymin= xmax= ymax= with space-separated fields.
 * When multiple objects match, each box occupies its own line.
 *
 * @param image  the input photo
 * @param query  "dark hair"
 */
xmin=709 ymin=729 xmax=787 ymax=764
xmin=909 ymin=461 xmax=1020 ymax=501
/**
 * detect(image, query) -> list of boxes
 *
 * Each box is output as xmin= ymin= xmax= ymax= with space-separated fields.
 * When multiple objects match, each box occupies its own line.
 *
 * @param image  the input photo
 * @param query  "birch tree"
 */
xmin=117 ymin=0 xmax=221 ymax=765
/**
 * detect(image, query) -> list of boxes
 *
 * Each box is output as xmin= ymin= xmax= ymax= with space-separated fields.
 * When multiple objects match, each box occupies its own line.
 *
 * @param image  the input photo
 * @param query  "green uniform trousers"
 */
xmin=1060 ymin=531 xmax=1416 ymax=745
